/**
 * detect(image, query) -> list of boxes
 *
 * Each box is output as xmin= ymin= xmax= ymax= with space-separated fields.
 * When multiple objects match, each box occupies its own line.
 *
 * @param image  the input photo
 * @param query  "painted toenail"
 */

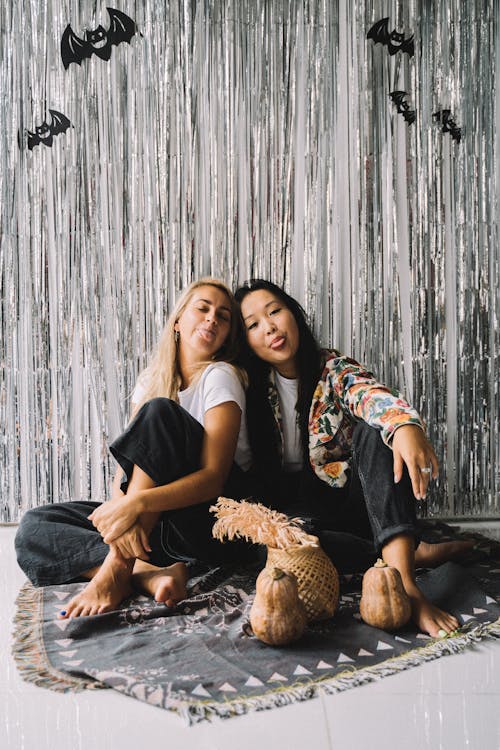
xmin=60 ymin=610 xmax=67 ymax=616
xmin=437 ymin=628 xmax=446 ymax=637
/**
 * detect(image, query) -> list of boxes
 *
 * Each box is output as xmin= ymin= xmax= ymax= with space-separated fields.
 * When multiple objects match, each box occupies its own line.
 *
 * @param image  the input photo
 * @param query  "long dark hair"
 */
xmin=234 ymin=279 xmax=324 ymax=472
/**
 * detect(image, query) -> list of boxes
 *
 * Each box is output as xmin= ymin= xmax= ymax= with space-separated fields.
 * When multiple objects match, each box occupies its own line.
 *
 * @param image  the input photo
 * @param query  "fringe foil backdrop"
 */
xmin=0 ymin=1 xmax=498 ymax=521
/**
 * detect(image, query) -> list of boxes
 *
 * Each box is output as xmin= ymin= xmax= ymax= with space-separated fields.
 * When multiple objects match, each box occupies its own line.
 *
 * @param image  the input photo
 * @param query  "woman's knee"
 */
xmin=15 ymin=507 xmax=43 ymax=547
xmin=14 ymin=507 xmax=46 ymax=574
xmin=138 ymin=397 xmax=200 ymax=432
xmin=140 ymin=396 xmax=179 ymax=418
xmin=352 ymin=420 xmax=383 ymax=450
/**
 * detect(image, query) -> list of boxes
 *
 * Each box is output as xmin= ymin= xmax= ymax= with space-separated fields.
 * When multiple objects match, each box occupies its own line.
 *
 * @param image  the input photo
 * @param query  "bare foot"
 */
xmin=405 ymin=582 xmax=459 ymax=637
xmin=58 ymin=550 xmax=133 ymax=619
xmin=132 ymin=561 xmax=188 ymax=607
xmin=414 ymin=539 xmax=475 ymax=568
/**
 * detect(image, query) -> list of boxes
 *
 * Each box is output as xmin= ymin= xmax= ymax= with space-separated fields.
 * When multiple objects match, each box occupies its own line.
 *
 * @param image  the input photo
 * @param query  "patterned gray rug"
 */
xmin=12 ymin=525 xmax=500 ymax=724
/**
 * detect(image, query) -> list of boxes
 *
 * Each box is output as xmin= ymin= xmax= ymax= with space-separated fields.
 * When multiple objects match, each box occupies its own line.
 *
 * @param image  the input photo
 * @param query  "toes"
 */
xmin=68 ymin=603 xmax=84 ymax=619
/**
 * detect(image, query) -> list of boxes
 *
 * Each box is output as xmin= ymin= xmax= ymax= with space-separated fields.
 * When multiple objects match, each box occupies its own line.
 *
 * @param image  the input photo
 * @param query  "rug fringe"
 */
xmin=11 ymin=582 xmax=105 ymax=693
xmin=177 ymin=617 xmax=500 ymax=725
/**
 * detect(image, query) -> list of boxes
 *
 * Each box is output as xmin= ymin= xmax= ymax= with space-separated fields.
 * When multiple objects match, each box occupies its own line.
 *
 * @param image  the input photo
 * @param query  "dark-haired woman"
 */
xmin=235 ymin=280 xmax=471 ymax=637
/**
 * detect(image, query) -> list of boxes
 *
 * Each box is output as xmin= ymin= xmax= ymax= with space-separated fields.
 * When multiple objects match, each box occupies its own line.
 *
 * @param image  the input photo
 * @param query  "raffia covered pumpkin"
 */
xmin=359 ymin=559 xmax=411 ymax=630
xmin=250 ymin=567 xmax=308 ymax=646
xmin=211 ymin=497 xmax=340 ymax=622
xmin=266 ymin=538 xmax=339 ymax=621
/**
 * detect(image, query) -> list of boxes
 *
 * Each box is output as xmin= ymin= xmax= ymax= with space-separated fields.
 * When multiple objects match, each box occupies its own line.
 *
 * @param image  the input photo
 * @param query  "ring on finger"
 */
xmin=420 ymin=466 xmax=432 ymax=474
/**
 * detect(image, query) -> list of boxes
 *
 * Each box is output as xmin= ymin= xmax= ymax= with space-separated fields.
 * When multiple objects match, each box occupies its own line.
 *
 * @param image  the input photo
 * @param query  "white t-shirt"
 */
xmin=274 ymin=371 xmax=303 ymax=471
xmin=132 ymin=362 xmax=252 ymax=471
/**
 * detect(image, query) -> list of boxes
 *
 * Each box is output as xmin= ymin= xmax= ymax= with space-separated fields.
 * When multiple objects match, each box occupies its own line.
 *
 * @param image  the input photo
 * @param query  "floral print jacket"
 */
xmin=267 ymin=350 xmax=424 ymax=488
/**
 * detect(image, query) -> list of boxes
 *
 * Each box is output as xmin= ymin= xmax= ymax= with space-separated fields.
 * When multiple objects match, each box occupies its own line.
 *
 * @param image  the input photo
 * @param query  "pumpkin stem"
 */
xmin=374 ymin=558 xmax=388 ymax=568
xmin=269 ymin=567 xmax=286 ymax=580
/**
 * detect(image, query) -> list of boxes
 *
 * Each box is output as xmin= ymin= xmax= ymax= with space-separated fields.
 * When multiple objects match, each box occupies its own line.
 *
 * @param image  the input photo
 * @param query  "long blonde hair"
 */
xmin=133 ymin=278 xmax=245 ymax=410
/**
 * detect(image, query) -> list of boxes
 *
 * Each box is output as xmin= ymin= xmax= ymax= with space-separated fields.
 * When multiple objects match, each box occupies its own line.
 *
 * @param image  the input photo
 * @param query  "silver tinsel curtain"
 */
xmin=0 ymin=0 xmax=498 ymax=521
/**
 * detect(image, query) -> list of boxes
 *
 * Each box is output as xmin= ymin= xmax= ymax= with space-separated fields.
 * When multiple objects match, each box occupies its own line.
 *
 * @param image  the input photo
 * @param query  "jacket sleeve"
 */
xmin=327 ymin=353 xmax=425 ymax=445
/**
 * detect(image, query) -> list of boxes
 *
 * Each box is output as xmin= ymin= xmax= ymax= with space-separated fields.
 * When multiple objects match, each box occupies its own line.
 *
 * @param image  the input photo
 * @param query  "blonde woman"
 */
xmin=16 ymin=279 xmax=252 ymax=618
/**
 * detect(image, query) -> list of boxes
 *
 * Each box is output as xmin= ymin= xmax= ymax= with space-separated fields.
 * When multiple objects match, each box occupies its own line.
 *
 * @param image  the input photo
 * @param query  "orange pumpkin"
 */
xmin=360 ymin=559 xmax=411 ymax=630
xmin=250 ymin=567 xmax=308 ymax=646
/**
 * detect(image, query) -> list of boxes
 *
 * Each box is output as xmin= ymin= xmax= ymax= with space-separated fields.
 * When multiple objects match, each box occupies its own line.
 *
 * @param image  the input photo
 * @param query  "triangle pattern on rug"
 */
xmin=358 ymin=648 xmax=374 ymax=656
xmin=268 ymin=673 xmax=287 ymax=682
xmin=245 ymin=675 xmax=264 ymax=687
xmin=395 ymin=636 xmax=412 ymax=643
xmin=63 ymin=660 xmax=83 ymax=667
xmin=316 ymin=660 xmax=333 ymax=669
xmin=55 ymin=639 xmax=73 ymax=648
xmin=486 ymin=596 xmax=496 ymax=604
xmin=337 ymin=652 xmax=354 ymax=663
xmin=218 ymin=682 xmax=237 ymax=692
xmin=54 ymin=620 xmax=70 ymax=631
xmin=293 ymin=665 xmax=312 ymax=675
xmin=473 ymin=608 xmax=488 ymax=614
xmin=461 ymin=614 xmax=475 ymax=622
xmin=192 ymin=684 xmax=211 ymax=697
xmin=58 ymin=650 xmax=77 ymax=658
xmin=53 ymin=591 xmax=71 ymax=601
xmin=376 ymin=641 xmax=393 ymax=651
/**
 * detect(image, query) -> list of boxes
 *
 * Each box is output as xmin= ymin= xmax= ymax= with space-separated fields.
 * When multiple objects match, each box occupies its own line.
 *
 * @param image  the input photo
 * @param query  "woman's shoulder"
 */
xmin=201 ymin=361 xmax=247 ymax=391
xmin=320 ymin=348 xmax=346 ymax=368
xmin=318 ymin=349 xmax=375 ymax=383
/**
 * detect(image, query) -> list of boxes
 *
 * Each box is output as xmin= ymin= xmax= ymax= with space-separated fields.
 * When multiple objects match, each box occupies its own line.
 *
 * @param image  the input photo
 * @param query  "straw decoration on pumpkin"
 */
xmin=210 ymin=497 xmax=315 ymax=550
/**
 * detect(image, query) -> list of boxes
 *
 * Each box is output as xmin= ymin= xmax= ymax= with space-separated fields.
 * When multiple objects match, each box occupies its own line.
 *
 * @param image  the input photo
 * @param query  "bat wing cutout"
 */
xmin=48 ymin=109 xmax=72 ymax=136
xmin=21 ymin=110 xmax=72 ymax=151
xmin=107 ymin=7 xmax=137 ymax=46
xmin=389 ymin=91 xmax=416 ymax=125
xmin=61 ymin=26 xmax=93 ymax=69
xmin=61 ymin=7 xmax=138 ymax=69
xmin=433 ymin=110 xmax=462 ymax=143
xmin=367 ymin=18 xmax=414 ymax=57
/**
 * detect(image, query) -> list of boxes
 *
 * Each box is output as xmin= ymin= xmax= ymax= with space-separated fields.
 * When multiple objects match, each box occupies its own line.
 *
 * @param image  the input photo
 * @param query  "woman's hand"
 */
xmin=88 ymin=493 xmax=144 ymax=543
xmin=392 ymin=425 xmax=439 ymax=500
xmin=109 ymin=524 xmax=152 ymax=561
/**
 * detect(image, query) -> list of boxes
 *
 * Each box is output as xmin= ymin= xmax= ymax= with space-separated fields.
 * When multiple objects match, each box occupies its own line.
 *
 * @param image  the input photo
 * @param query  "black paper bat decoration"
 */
xmin=21 ymin=110 xmax=72 ymax=150
xmin=433 ymin=110 xmax=462 ymax=143
xmin=367 ymin=18 xmax=415 ymax=57
xmin=61 ymin=7 xmax=138 ymax=69
xmin=389 ymin=91 xmax=416 ymax=125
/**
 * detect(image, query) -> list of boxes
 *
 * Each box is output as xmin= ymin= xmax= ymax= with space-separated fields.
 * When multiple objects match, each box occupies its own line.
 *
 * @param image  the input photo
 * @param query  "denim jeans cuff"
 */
xmin=374 ymin=524 xmax=420 ymax=554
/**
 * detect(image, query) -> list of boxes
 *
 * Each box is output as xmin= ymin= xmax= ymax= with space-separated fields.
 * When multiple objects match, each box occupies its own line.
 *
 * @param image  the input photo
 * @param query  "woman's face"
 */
xmin=240 ymin=289 xmax=300 ymax=377
xmin=175 ymin=285 xmax=232 ymax=363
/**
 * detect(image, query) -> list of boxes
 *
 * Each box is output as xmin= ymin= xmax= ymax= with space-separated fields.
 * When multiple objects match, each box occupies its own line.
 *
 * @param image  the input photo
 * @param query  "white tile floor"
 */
xmin=2 ymin=522 xmax=500 ymax=750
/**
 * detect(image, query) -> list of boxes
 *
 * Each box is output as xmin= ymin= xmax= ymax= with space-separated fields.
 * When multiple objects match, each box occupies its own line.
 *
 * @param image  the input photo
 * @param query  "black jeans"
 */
xmin=250 ymin=421 xmax=419 ymax=572
xmin=15 ymin=398 xmax=254 ymax=587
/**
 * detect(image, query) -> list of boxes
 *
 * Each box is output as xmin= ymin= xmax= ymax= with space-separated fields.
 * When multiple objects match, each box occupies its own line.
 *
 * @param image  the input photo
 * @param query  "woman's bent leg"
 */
xmin=109 ymin=397 xmax=205 ymax=489
xmin=351 ymin=423 xmax=460 ymax=635
xmin=112 ymin=398 xmax=255 ymax=566
xmin=350 ymin=422 xmax=418 ymax=551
